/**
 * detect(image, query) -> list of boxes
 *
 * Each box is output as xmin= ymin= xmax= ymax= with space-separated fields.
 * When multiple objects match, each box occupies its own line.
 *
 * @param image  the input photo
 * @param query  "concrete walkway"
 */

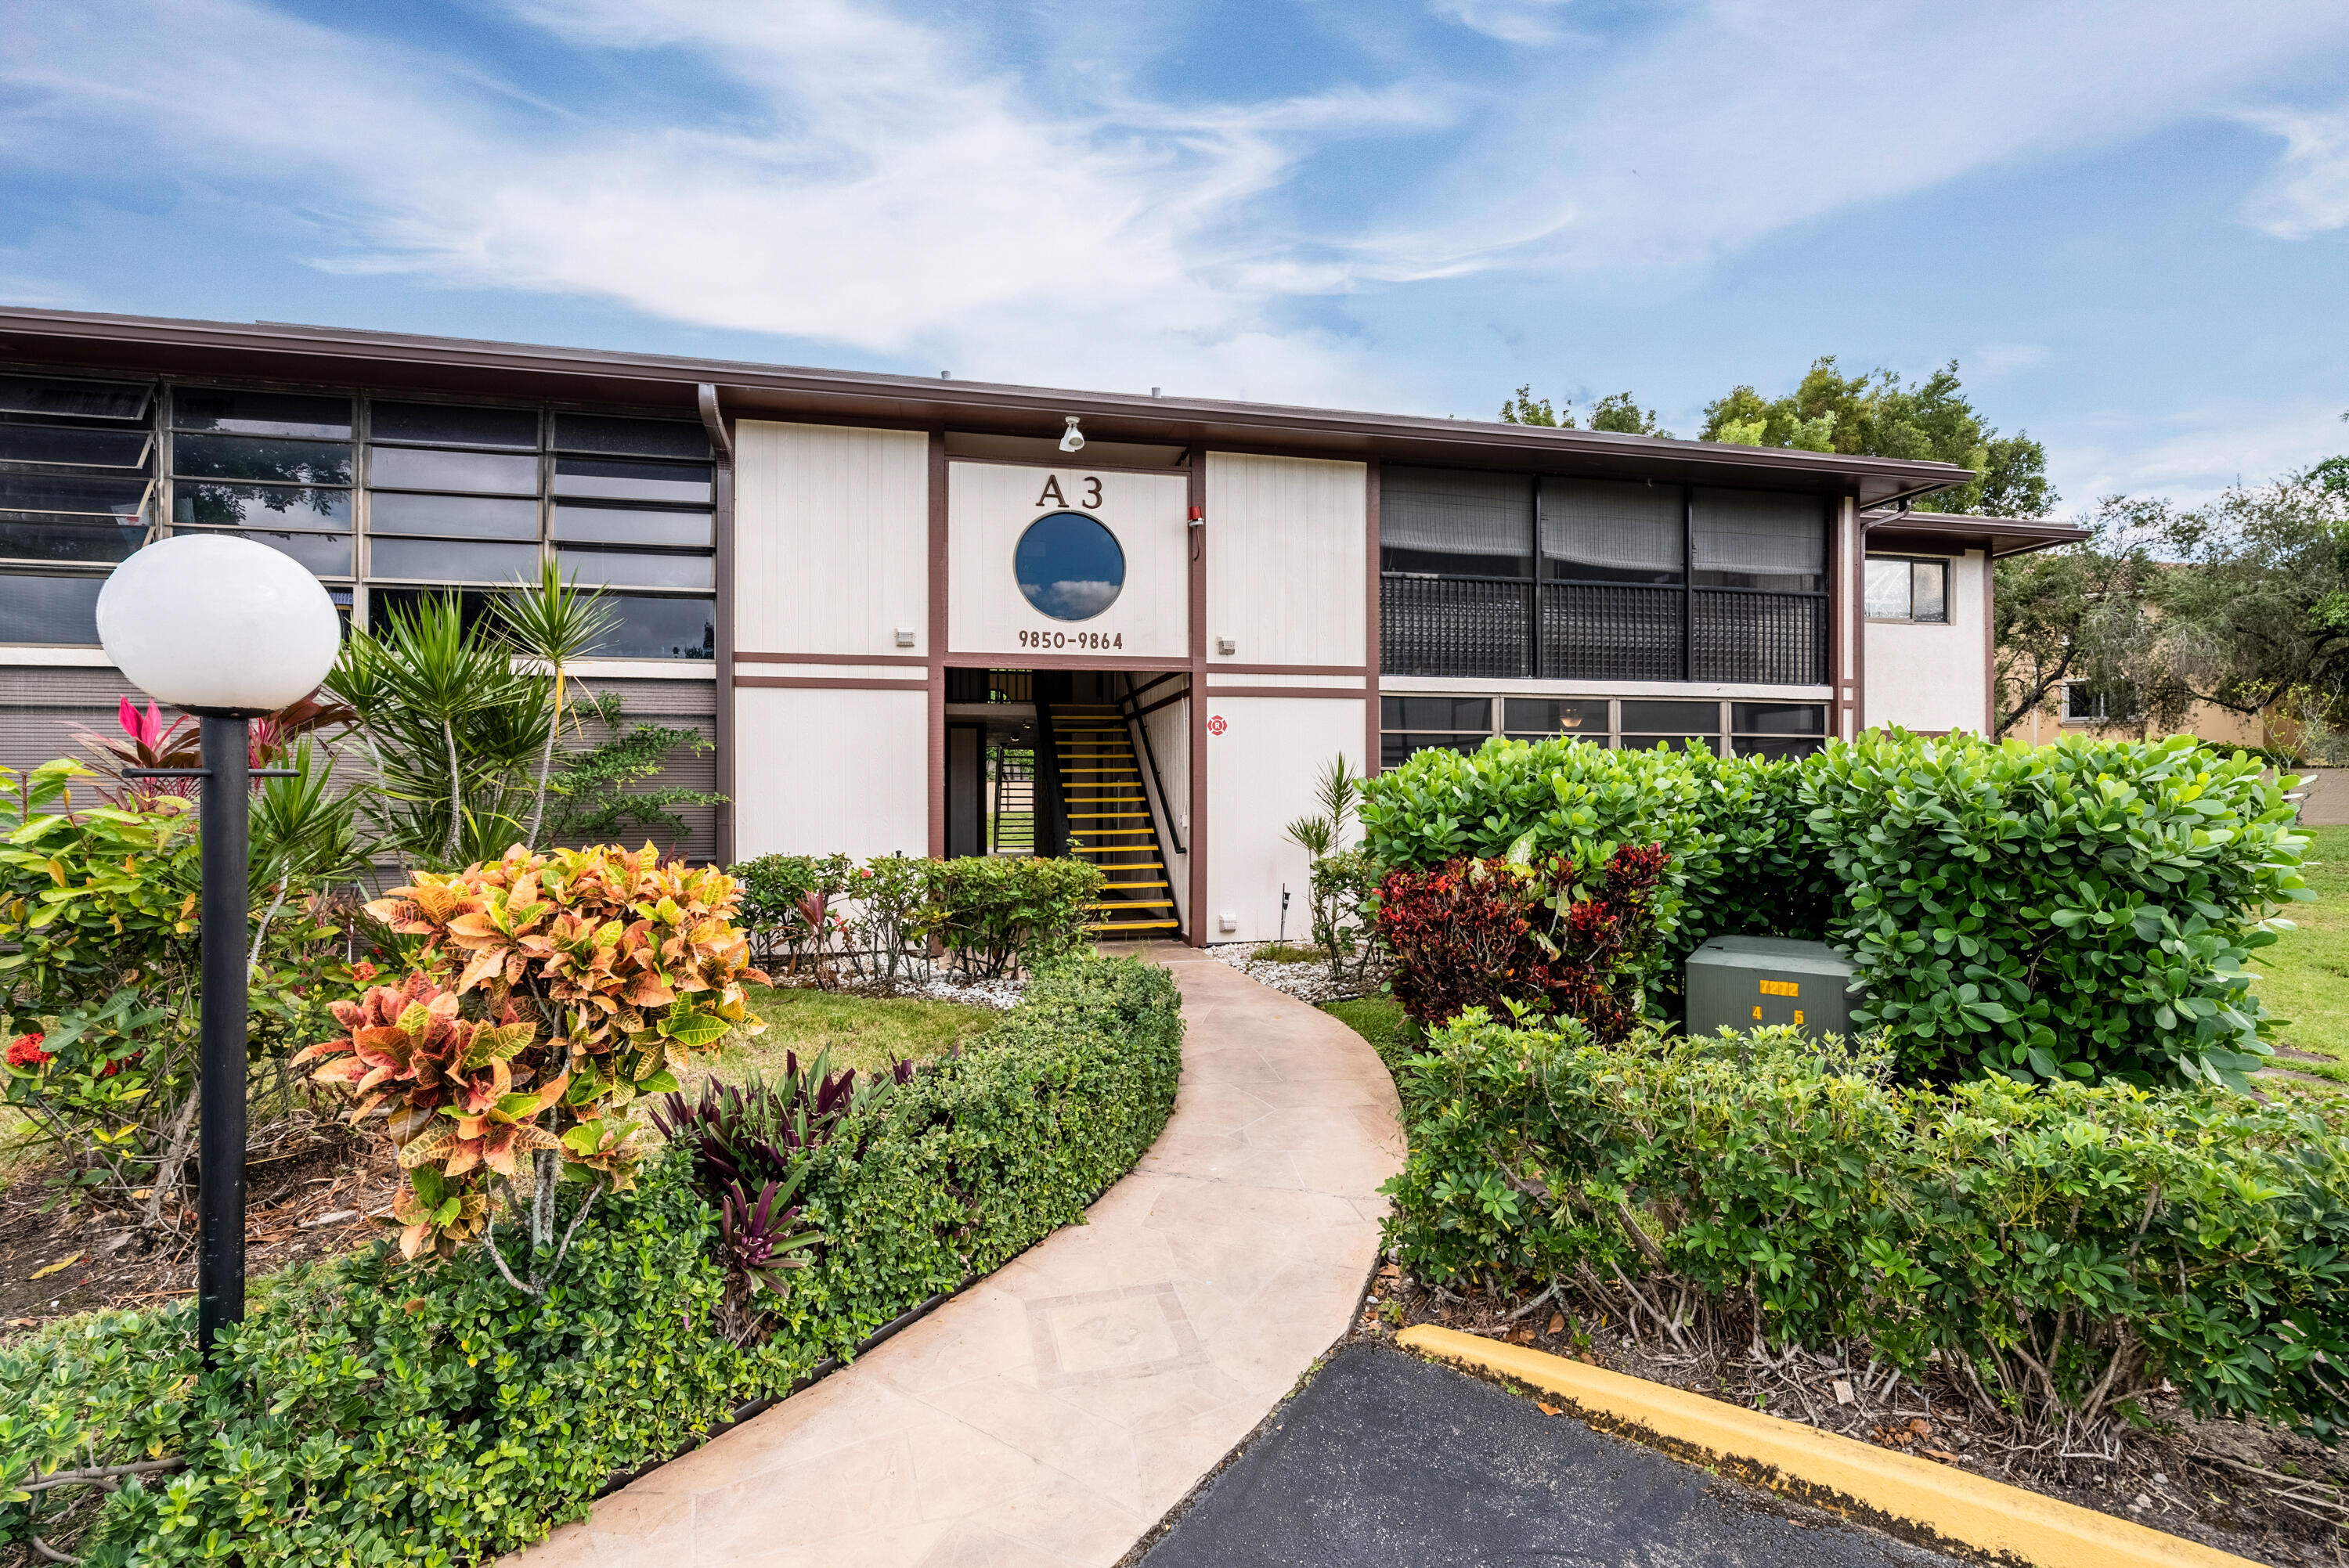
xmin=514 ymin=946 xmax=1403 ymax=1568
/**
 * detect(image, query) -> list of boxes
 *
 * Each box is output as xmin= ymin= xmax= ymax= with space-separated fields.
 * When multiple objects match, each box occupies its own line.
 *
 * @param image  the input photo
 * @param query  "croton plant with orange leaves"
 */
xmin=297 ymin=842 xmax=767 ymax=1258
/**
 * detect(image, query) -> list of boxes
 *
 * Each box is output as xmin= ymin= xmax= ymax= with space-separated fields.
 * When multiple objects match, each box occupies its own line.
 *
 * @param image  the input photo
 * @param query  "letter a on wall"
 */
xmin=1035 ymin=477 xmax=1066 ymax=506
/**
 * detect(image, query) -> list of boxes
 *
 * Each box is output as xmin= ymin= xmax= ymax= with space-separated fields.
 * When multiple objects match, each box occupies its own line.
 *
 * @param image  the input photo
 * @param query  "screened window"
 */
xmin=1379 ymin=694 xmax=1493 ymax=770
xmin=1381 ymin=468 xmax=1828 ymax=687
xmin=1380 ymin=694 xmax=1825 ymax=764
xmin=2064 ymin=681 xmax=2109 ymax=722
xmin=1865 ymin=557 xmax=1947 ymax=622
xmin=138 ymin=384 xmax=719 ymax=658
xmin=171 ymin=390 xmax=352 ymax=597
xmin=1730 ymin=702 xmax=1827 ymax=759
xmin=0 ymin=373 xmax=159 ymax=643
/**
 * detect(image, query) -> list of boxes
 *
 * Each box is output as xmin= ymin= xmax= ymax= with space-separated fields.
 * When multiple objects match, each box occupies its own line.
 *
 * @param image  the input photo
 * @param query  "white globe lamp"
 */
xmin=96 ymin=532 xmax=341 ymax=1360
xmin=97 ymin=532 xmax=341 ymax=716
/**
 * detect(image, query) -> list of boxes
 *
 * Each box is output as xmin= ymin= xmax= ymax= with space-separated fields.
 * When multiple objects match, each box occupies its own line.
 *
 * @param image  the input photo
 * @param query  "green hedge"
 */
xmin=1359 ymin=730 xmax=2310 ymax=1087
xmin=1806 ymin=731 xmax=2306 ymax=1086
xmin=0 ymin=955 xmax=1183 ymax=1566
xmin=1383 ymin=1012 xmax=2349 ymax=1437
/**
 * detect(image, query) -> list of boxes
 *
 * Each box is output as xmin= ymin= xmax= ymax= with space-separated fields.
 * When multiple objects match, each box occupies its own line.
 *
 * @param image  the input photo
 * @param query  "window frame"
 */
xmin=1864 ymin=553 xmax=1951 ymax=625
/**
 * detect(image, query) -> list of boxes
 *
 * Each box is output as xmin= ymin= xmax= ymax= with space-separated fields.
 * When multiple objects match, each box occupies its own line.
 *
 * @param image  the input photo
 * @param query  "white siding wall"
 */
xmin=947 ymin=463 xmax=1189 ymax=659
xmin=1864 ymin=548 xmax=1989 ymax=734
xmin=1203 ymin=694 xmax=1367 ymax=944
xmin=734 ymin=687 xmax=928 ymax=859
xmin=734 ymin=421 xmax=929 ymax=655
xmin=1138 ymin=687 xmax=1190 ymax=929
xmin=1203 ymin=453 xmax=1368 ymax=669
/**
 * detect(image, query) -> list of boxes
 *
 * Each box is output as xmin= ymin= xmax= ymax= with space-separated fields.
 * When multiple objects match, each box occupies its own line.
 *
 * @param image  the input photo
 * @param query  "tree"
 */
xmin=1589 ymin=391 xmax=1670 ymax=437
xmin=1703 ymin=357 xmax=2055 ymax=517
xmin=1499 ymin=384 xmax=1674 ymax=438
xmin=2134 ymin=464 xmax=2349 ymax=734
xmin=1991 ymin=501 xmax=2164 ymax=736
xmin=1499 ymin=384 xmax=1566 ymax=427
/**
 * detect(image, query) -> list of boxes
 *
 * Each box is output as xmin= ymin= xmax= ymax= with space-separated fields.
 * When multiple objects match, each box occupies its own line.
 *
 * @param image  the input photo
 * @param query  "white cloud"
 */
xmin=1430 ymin=0 xmax=1577 ymax=45
xmin=1964 ymin=344 xmax=2051 ymax=384
xmin=1356 ymin=0 xmax=2349 ymax=281
xmin=0 ymin=0 xmax=1426 ymax=404
xmin=2239 ymin=99 xmax=2349 ymax=238
xmin=4 ymin=0 xmax=2349 ymax=425
xmin=2052 ymin=402 xmax=2349 ymax=510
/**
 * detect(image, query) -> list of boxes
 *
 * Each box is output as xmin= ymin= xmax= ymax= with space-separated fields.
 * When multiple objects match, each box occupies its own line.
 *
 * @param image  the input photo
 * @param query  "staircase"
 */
xmin=1049 ymin=703 xmax=1180 ymax=938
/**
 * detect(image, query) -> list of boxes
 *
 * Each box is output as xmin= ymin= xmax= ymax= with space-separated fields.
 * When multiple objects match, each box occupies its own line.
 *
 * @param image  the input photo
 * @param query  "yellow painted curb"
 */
xmin=1396 ymin=1325 xmax=2252 ymax=1568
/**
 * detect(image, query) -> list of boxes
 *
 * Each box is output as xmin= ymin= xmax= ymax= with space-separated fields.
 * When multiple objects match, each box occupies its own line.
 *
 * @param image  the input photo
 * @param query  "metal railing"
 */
xmin=1541 ymin=582 xmax=1685 ymax=681
xmin=1693 ymin=589 xmax=1827 ymax=686
xmin=1382 ymin=574 xmax=1828 ymax=687
xmin=1379 ymin=574 xmax=1532 ymax=679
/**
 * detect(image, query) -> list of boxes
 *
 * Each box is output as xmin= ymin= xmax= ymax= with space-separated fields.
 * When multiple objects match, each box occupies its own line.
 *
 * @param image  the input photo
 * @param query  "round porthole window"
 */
xmin=1015 ymin=511 xmax=1125 ymax=622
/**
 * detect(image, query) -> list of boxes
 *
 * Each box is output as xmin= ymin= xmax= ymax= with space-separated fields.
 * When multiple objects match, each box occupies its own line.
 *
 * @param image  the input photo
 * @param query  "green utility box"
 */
xmin=1686 ymin=935 xmax=1860 ymax=1040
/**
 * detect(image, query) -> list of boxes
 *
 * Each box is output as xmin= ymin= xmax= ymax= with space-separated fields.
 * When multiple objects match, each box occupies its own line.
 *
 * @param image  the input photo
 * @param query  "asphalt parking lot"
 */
xmin=1141 ymin=1342 xmax=1962 ymax=1568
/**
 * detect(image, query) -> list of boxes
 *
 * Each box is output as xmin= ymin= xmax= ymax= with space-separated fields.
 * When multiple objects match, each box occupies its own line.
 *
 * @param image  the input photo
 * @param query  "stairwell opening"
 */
xmin=944 ymin=668 xmax=1185 ymax=939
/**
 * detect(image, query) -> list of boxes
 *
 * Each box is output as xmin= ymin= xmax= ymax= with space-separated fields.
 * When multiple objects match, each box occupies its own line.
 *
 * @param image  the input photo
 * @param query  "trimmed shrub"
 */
xmin=1373 ymin=845 xmax=1667 ymax=1038
xmin=1804 ymin=731 xmax=2309 ymax=1087
xmin=1381 ymin=1013 xmax=2349 ymax=1440
xmin=0 ymin=954 xmax=1184 ymax=1565
xmin=1359 ymin=731 xmax=2310 ymax=1087
xmin=924 ymin=856 xmax=1102 ymax=979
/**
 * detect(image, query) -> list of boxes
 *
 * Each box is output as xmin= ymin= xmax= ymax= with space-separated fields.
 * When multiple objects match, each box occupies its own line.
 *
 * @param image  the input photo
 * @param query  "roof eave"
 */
xmin=0 ymin=306 xmax=1975 ymax=506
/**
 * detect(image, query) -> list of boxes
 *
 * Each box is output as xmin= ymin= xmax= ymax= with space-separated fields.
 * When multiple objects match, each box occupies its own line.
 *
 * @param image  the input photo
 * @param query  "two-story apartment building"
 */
xmin=0 ymin=309 xmax=2084 ymax=941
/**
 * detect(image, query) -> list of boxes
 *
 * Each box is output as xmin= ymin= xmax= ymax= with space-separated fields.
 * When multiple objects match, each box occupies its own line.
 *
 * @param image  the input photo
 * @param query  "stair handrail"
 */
xmin=1120 ymin=673 xmax=1185 ymax=856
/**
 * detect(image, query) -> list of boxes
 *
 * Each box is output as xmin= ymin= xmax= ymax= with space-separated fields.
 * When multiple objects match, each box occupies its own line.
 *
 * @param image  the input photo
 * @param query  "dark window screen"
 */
xmin=1541 ymin=478 xmax=1681 ymax=584
xmin=1379 ymin=467 xmax=1532 ymax=579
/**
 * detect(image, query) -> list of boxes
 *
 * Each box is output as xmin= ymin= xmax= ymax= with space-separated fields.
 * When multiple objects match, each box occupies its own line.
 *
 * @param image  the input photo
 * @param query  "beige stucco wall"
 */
xmin=733 ymin=420 xmax=929 ymax=657
xmin=1203 ymin=692 xmax=1368 ymax=943
xmin=1864 ymin=547 xmax=1989 ymax=734
xmin=947 ymin=462 xmax=1190 ymax=660
xmin=733 ymin=685 xmax=928 ymax=860
xmin=1203 ymin=452 xmax=1369 ymax=670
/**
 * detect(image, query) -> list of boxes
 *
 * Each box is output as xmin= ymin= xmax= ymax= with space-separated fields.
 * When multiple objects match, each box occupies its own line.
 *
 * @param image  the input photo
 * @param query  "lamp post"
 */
xmin=96 ymin=534 xmax=341 ymax=1359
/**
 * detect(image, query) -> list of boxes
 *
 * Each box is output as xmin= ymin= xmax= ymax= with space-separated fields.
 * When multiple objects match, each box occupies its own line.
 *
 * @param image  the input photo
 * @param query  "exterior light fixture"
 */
xmin=96 ymin=533 xmax=341 ymax=1359
xmin=1058 ymin=416 xmax=1084 ymax=454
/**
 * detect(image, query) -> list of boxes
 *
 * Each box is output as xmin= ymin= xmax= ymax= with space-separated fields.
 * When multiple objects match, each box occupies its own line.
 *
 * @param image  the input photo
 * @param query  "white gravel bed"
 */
xmin=1207 ymin=943 xmax=1386 ymax=1006
xmin=771 ymin=971 xmax=1029 ymax=1010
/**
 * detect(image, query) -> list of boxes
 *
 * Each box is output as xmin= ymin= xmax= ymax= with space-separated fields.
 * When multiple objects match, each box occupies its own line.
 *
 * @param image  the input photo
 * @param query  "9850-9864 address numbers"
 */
xmin=1019 ymin=630 xmax=1122 ymax=650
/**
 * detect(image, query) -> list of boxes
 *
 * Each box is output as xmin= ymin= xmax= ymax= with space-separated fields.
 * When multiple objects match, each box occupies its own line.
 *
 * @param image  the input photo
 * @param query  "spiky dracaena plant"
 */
xmin=299 ymin=842 xmax=768 ymax=1289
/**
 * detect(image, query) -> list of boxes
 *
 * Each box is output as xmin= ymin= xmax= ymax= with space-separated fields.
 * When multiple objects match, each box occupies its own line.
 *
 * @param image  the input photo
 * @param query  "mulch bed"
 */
xmin=1348 ymin=1267 xmax=2349 ymax=1567
xmin=0 ymin=1116 xmax=397 ymax=1343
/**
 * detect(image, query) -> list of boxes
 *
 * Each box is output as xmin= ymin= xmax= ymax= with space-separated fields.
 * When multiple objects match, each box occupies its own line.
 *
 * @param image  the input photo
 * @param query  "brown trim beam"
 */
xmin=1188 ymin=446 xmax=1208 ymax=947
xmin=1201 ymin=686 xmax=1369 ymax=701
xmin=1365 ymin=462 xmax=1381 ymax=777
xmin=734 ymin=676 xmax=929 ymax=692
xmin=1200 ymin=661 xmax=1371 ymax=677
xmin=736 ymin=650 xmax=929 ymax=666
xmin=927 ymin=431 xmax=947 ymax=860
xmin=712 ymin=399 xmax=737 ymax=866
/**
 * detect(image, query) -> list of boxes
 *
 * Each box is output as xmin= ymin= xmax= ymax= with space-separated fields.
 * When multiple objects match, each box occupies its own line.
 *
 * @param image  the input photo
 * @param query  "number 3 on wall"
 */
xmin=1035 ymin=476 xmax=1105 ymax=509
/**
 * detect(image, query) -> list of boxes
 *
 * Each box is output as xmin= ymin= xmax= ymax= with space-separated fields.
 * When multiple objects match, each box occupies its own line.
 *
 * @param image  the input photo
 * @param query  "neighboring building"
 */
xmin=0 ymin=309 xmax=2084 ymax=943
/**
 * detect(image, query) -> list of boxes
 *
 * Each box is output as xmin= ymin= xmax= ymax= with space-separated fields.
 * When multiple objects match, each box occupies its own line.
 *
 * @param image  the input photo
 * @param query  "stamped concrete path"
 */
xmin=514 ymin=946 xmax=1404 ymax=1568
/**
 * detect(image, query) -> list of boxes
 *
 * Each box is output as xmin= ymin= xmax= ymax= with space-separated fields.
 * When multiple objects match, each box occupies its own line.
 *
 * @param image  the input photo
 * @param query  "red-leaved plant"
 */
xmin=1374 ymin=842 xmax=1668 ymax=1040
xmin=298 ymin=842 xmax=767 ymax=1288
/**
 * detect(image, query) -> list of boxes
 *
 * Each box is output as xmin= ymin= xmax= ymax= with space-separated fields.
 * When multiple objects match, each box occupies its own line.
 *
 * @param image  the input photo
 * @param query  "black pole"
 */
xmin=197 ymin=714 xmax=251 ymax=1360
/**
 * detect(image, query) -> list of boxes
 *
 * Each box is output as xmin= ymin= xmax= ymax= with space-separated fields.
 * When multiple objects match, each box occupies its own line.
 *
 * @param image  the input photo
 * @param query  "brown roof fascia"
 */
xmin=0 ymin=306 xmax=1974 ymax=506
xmin=1862 ymin=508 xmax=2090 ymax=560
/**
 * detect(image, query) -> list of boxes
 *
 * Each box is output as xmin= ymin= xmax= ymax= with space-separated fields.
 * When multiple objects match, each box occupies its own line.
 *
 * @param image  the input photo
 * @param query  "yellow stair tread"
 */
xmin=1088 ymin=920 xmax=1180 ymax=932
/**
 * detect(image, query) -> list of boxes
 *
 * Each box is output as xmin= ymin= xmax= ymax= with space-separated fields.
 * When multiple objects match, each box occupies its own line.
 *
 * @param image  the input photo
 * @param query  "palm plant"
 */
xmin=327 ymin=593 xmax=554 ymax=871
xmin=493 ymin=559 xmax=620 ymax=848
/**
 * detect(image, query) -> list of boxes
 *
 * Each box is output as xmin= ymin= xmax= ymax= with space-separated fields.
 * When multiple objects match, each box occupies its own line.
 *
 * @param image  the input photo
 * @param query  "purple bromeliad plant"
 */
xmin=652 ymin=1049 xmax=920 ymax=1299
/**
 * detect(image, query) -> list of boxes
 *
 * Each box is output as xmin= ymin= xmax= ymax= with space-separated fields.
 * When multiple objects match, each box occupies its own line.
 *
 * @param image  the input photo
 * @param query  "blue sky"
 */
xmin=5 ymin=0 xmax=2347 ymax=510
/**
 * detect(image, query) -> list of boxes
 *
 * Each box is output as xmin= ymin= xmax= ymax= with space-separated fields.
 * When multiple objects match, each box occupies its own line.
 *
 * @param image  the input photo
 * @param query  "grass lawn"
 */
xmin=707 ymin=982 xmax=1001 ymax=1085
xmin=1321 ymin=994 xmax=1421 ymax=1076
xmin=2250 ymin=823 xmax=2349 ymax=1076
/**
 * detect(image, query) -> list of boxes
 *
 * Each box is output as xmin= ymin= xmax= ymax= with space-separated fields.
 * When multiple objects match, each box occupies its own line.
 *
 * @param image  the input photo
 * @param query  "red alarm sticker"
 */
xmin=1207 ymin=716 xmax=1227 ymax=736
